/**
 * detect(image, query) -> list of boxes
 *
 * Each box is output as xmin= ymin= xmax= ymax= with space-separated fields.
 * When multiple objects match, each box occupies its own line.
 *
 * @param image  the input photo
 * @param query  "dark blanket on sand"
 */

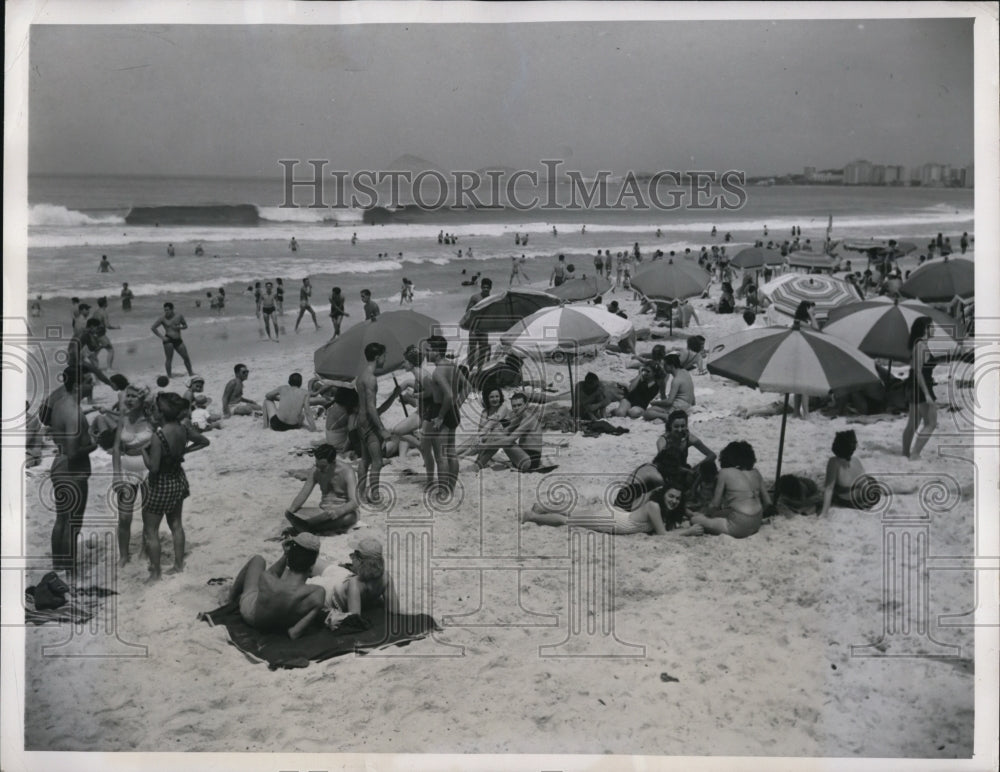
xmin=200 ymin=602 xmax=440 ymax=669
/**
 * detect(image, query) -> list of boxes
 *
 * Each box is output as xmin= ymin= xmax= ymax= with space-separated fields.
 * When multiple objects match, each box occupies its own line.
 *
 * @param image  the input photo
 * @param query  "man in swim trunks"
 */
xmin=222 ymin=363 xmax=262 ymax=417
xmin=361 ymin=289 xmax=380 ymax=322
xmin=91 ymin=297 xmax=118 ymax=369
xmin=151 ymin=302 xmax=194 ymax=379
xmin=227 ymin=533 xmax=326 ymax=639
xmin=329 ymin=286 xmax=348 ymax=338
xmin=475 ymin=391 xmax=544 ymax=472
xmin=426 ymin=335 xmax=469 ymax=493
xmin=465 ymin=277 xmax=493 ymax=371
xmin=66 ymin=319 xmax=115 ymax=388
xmin=120 ymin=283 xmax=134 ymax=312
xmin=98 ymin=255 xmax=114 ymax=273
xmin=295 ymin=277 xmax=320 ymax=332
xmin=43 ymin=366 xmax=97 ymax=575
xmin=284 ymin=444 xmax=359 ymax=533
xmin=259 ymin=282 xmax=279 ymax=341
xmin=550 ymin=254 xmax=567 ymax=287
xmin=263 ymin=372 xmax=317 ymax=432
xmin=356 ymin=342 xmax=387 ymax=503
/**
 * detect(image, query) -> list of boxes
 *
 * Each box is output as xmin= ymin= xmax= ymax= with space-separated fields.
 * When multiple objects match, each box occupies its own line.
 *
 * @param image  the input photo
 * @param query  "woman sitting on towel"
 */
xmin=691 ymin=441 xmax=773 ymax=539
xmin=522 ymin=478 xmax=703 ymax=537
xmin=306 ymin=537 xmax=399 ymax=629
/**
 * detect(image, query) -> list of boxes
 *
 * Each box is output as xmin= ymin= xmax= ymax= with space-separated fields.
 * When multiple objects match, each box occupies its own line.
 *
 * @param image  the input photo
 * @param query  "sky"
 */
xmin=27 ymin=16 xmax=975 ymax=179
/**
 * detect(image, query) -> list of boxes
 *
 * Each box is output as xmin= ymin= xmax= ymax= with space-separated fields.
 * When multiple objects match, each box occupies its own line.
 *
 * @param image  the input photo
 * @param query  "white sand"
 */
xmin=18 ymin=262 xmax=977 ymax=758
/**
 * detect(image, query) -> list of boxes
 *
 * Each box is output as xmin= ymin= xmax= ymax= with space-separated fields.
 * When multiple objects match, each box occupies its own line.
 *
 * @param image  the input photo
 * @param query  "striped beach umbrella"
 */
xmin=730 ymin=247 xmax=784 ymax=270
xmin=501 ymin=305 xmax=633 ymax=421
xmin=899 ymin=257 xmax=974 ymax=302
xmin=460 ymin=288 xmax=560 ymax=333
xmin=547 ymin=275 xmax=613 ymax=302
xmin=314 ymin=310 xmax=441 ymax=381
xmin=706 ymin=321 xmax=881 ymax=481
xmin=760 ymin=273 xmax=858 ymax=322
xmin=823 ymin=296 xmax=960 ymax=362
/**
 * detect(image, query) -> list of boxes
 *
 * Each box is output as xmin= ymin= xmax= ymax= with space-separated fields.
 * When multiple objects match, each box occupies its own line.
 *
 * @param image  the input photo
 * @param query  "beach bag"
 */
xmin=28 ymin=571 xmax=71 ymax=610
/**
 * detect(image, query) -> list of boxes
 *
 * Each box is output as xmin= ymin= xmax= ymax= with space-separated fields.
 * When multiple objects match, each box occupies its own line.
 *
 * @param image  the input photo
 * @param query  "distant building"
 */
xmin=844 ymin=159 xmax=874 ymax=185
xmin=919 ymin=162 xmax=950 ymax=187
xmin=883 ymin=165 xmax=907 ymax=185
xmin=803 ymin=166 xmax=816 ymax=181
xmin=963 ymin=164 xmax=974 ymax=188
xmin=812 ymin=169 xmax=844 ymax=184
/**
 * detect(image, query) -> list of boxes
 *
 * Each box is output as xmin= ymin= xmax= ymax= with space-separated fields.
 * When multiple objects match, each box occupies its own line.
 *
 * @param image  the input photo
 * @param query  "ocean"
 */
xmin=26 ymin=173 xmax=974 ymax=323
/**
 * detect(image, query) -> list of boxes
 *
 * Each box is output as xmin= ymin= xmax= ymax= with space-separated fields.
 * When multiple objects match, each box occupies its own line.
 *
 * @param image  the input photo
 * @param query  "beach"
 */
xmin=17 ymin=189 xmax=978 ymax=757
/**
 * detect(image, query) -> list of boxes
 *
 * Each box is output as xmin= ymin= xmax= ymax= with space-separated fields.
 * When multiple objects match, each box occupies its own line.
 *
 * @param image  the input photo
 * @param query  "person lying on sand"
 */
xmin=523 ymin=479 xmax=703 ymax=537
xmin=227 ymin=533 xmax=326 ymax=639
xmin=691 ymin=441 xmax=774 ymax=539
xmin=284 ymin=444 xmax=359 ymax=534
xmin=775 ymin=474 xmax=822 ymax=515
xmin=306 ymin=537 xmax=399 ymax=630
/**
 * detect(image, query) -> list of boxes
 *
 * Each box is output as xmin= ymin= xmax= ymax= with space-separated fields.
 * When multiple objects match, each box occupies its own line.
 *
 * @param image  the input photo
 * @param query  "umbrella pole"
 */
xmin=775 ymin=393 xmax=790 ymax=484
xmin=568 ymin=354 xmax=576 ymax=432
xmin=393 ymin=375 xmax=408 ymax=417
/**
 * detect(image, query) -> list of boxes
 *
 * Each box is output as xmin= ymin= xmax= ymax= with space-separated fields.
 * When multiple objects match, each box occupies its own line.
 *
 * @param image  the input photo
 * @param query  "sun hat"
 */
xmin=351 ymin=537 xmax=383 ymax=559
xmin=188 ymin=375 xmax=206 ymax=387
xmin=289 ymin=532 xmax=321 ymax=552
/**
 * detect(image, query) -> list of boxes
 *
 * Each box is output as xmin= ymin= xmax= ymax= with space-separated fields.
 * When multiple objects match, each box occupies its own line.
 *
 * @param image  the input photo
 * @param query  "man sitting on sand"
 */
xmin=263 ymin=372 xmax=318 ymax=432
xmin=285 ymin=444 xmax=359 ymax=534
xmin=574 ymin=372 xmax=616 ymax=422
xmin=474 ymin=391 xmax=548 ymax=472
xmin=226 ymin=533 xmax=327 ymax=639
xmin=222 ymin=363 xmax=262 ymax=417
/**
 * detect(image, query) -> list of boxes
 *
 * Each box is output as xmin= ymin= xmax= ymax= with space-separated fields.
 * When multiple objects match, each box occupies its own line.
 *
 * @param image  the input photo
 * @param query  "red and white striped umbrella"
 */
xmin=760 ymin=273 xmax=858 ymax=321
xmin=706 ymin=322 xmax=881 ymax=481
xmin=823 ymin=296 xmax=960 ymax=362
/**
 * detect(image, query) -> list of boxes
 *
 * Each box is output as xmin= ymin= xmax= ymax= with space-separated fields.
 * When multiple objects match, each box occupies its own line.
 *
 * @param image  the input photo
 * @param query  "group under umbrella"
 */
xmin=631 ymin=258 xmax=711 ymax=335
xmin=706 ymin=321 xmax=881 ymax=482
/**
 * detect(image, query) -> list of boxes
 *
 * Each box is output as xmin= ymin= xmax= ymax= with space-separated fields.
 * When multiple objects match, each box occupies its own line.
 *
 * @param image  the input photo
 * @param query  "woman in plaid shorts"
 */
xmin=142 ymin=392 xmax=210 ymax=582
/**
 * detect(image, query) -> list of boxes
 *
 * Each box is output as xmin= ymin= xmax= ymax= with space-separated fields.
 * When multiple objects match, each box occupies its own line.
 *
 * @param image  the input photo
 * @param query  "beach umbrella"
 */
xmin=547 ymin=275 xmax=613 ymax=302
xmin=731 ymin=247 xmax=784 ymax=270
xmin=500 ymin=305 xmax=634 ymax=422
xmin=760 ymin=273 xmax=858 ymax=322
xmin=899 ymin=257 xmax=974 ymax=302
xmin=460 ymin=288 xmax=560 ymax=333
xmin=631 ymin=258 xmax=711 ymax=335
xmin=823 ymin=296 xmax=960 ymax=362
xmin=314 ymin=310 xmax=441 ymax=381
xmin=706 ymin=321 xmax=881 ymax=482
xmin=785 ymin=252 xmax=840 ymax=273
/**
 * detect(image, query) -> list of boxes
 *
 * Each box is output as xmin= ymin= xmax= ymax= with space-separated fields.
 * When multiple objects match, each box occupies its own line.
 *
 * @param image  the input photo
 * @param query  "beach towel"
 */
xmin=23 ymin=579 xmax=116 ymax=626
xmin=199 ymin=601 xmax=440 ymax=669
xmin=581 ymin=420 xmax=630 ymax=437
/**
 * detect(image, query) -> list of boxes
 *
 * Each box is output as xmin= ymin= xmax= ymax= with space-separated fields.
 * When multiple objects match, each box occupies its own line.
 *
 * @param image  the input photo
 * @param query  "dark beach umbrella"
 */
xmin=824 ymin=296 xmax=960 ymax=362
xmin=460 ymin=288 xmax=560 ymax=333
xmin=314 ymin=310 xmax=441 ymax=381
xmin=730 ymin=247 xmax=784 ymax=270
xmin=631 ymin=258 xmax=711 ymax=335
xmin=899 ymin=257 xmax=974 ymax=302
xmin=548 ymin=275 xmax=613 ymax=302
xmin=785 ymin=252 xmax=840 ymax=273
xmin=706 ymin=321 xmax=881 ymax=482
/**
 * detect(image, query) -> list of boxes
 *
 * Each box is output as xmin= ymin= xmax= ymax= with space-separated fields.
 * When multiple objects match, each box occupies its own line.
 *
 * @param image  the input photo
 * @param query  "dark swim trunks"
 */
xmin=269 ymin=415 xmax=299 ymax=432
xmin=441 ymin=405 xmax=460 ymax=430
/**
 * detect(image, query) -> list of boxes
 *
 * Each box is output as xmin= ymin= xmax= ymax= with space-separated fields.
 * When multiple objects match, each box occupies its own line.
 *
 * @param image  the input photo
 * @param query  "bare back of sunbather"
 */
xmin=721 ymin=468 xmax=764 ymax=517
xmin=245 ymin=570 xmax=324 ymax=633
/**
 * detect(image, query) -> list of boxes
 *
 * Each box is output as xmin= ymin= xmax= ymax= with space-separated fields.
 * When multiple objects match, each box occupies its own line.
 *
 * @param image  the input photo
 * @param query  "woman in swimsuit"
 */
xmin=110 ymin=383 xmax=154 ymax=566
xmin=820 ymin=430 xmax=886 ymax=515
xmin=385 ymin=346 xmax=424 ymax=459
xmin=691 ymin=441 xmax=772 ymax=539
xmin=306 ymin=537 xmax=399 ymax=630
xmin=614 ymin=364 xmax=663 ymax=418
xmin=142 ymin=393 xmax=209 ymax=581
xmin=295 ymin=277 xmax=320 ymax=332
xmin=523 ymin=480 xmax=703 ymax=537
xmin=458 ymin=386 xmax=511 ymax=457
xmin=901 ymin=316 xmax=938 ymax=460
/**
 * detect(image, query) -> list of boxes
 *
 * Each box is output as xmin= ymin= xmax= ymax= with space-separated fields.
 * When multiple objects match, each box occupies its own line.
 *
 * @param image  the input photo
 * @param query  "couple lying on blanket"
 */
xmin=229 ymin=533 xmax=397 ymax=639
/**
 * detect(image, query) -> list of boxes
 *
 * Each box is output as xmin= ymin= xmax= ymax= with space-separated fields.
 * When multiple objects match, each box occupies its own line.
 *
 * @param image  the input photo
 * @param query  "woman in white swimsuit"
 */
xmin=112 ymin=383 xmax=154 ymax=566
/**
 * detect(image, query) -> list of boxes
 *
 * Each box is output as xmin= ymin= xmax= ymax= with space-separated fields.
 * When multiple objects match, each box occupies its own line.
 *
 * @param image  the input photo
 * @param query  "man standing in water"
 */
xmin=91 ymin=297 xmax=119 ymax=369
xmin=295 ymin=277 xmax=320 ymax=332
xmin=98 ymin=255 xmax=114 ymax=273
xmin=329 ymin=286 xmax=348 ymax=338
xmin=44 ymin=366 xmax=97 ymax=576
xmin=550 ymin=254 xmax=567 ymax=287
xmin=120 ymin=283 xmax=134 ymax=312
xmin=151 ymin=302 xmax=194 ymax=379
xmin=260 ymin=282 xmax=280 ymax=341
xmin=356 ymin=343 xmax=387 ymax=504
